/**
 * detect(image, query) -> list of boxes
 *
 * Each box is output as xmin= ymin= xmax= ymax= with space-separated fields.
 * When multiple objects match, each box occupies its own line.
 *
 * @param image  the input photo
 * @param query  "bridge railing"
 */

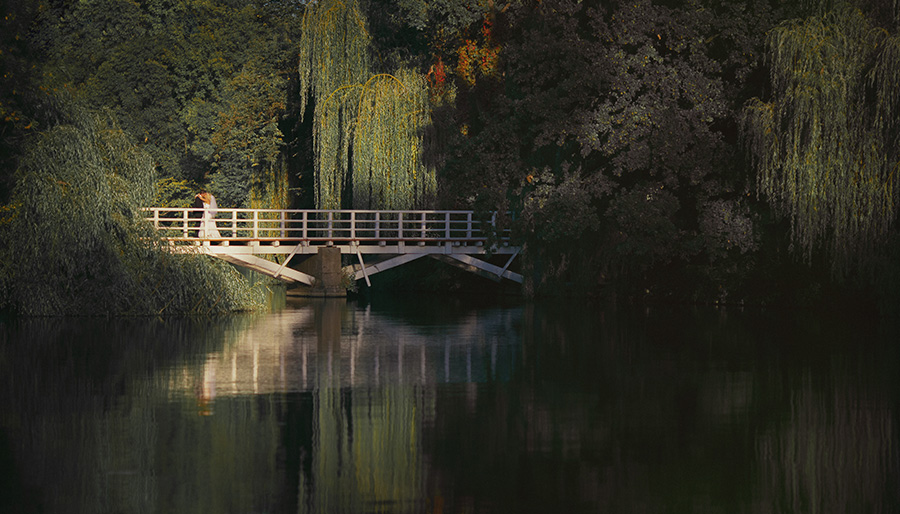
xmin=143 ymin=208 xmax=510 ymax=245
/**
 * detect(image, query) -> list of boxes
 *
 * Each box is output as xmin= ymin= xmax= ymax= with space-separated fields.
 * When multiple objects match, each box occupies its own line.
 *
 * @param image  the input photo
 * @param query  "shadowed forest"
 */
xmin=2 ymin=0 xmax=900 ymax=315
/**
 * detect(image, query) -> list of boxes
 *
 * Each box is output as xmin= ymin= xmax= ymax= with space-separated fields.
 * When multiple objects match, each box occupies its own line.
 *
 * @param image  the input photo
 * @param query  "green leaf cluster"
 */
xmin=430 ymin=0 xmax=779 ymax=296
xmin=0 ymin=97 xmax=265 ymax=316
xmin=4 ymin=0 xmax=898 ymax=305
xmin=298 ymin=0 xmax=436 ymax=209
xmin=742 ymin=5 xmax=900 ymax=277
xmin=27 ymin=0 xmax=302 ymax=209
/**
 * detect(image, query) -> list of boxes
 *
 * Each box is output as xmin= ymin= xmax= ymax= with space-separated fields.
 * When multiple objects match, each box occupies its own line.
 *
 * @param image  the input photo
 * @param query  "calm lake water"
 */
xmin=1 ymin=296 xmax=898 ymax=513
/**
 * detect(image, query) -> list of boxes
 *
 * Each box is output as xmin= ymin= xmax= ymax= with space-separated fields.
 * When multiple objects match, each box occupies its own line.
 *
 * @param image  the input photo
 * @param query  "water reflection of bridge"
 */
xmin=176 ymin=299 xmax=524 ymax=513
xmin=191 ymin=299 xmax=521 ymax=399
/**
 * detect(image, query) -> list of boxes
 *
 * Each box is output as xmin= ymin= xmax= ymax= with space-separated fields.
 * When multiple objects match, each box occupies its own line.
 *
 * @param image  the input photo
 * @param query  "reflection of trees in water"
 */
xmin=420 ymin=304 xmax=899 ymax=514
xmin=180 ymin=299 xmax=523 ymax=396
xmin=297 ymin=385 xmax=428 ymax=513
xmin=2 ymin=305 xmax=897 ymax=513
xmin=152 ymin=395 xmax=283 ymax=513
xmin=0 ymin=316 xmax=261 ymax=514
xmin=0 ymin=301 xmax=526 ymax=514
xmin=296 ymin=300 xmax=430 ymax=513
xmin=288 ymin=299 xmax=523 ymax=513
xmin=756 ymin=372 xmax=896 ymax=514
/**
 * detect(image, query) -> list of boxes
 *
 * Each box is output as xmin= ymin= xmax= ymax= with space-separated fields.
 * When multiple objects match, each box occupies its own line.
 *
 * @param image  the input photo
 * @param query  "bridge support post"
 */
xmin=290 ymin=247 xmax=346 ymax=297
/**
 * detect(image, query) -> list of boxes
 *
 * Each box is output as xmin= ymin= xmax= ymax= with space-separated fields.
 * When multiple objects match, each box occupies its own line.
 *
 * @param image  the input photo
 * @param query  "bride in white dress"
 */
xmin=195 ymin=191 xmax=220 ymax=239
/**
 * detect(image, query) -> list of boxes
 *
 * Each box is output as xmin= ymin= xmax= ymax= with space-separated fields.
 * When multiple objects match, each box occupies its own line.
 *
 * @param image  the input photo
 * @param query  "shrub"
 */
xmin=0 ymin=99 xmax=265 ymax=316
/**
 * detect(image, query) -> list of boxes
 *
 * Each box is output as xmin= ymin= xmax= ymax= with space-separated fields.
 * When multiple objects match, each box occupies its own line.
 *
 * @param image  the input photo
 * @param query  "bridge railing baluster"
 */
xmin=327 ymin=211 xmax=333 ymax=242
xmin=143 ymin=208 xmax=514 ymax=248
xmin=420 ymin=212 xmax=426 ymax=242
xmin=350 ymin=211 xmax=355 ymax=240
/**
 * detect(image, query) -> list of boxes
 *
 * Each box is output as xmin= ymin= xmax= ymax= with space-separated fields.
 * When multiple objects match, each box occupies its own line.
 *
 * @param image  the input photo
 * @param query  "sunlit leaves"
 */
xmin=353 ymin=70 xmax=436 ymax=209
xmin=208 ymin=64 xmax=289 ymax=208
xmin=298 ymin=0 xmax=371 ymax=209
xmin=298 ymin=0 xmax=435 ymax=209
xmin=298 ymin=0 xmax=371 ymax=118
xmin=456 ymin=14 xmax=501 ymax=87
xmin=0 ymin=99 xmax=265 ymax=315
xmin=742 ymin=7 xmax=900 ymax=275
xmin=27 ymin=0 xmax=302 ymax=209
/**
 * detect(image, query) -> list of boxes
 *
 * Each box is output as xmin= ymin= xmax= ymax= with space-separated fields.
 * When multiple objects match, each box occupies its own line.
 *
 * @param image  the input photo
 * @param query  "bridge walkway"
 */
xmin=145 ymin=208 xmax=523 ymax=288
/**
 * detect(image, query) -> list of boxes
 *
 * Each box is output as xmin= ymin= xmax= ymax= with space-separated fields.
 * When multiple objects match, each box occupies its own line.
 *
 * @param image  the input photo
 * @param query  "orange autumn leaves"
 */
xmin=427 ymin=13 xmax=500 ymax=100
xmin=456 ymin=16 xmax=500 ymax=87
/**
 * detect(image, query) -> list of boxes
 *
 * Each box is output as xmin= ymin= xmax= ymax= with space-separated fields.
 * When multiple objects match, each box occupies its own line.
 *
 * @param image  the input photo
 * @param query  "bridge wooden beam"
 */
xmin=181 ymin=243 xmax=518 ymax=256
xmin=342 ymin=254 xmax=428 ymax=282
xmin=274 ymin=244 xmax=303 ymax=279
xmin=147 ymin=208 xmax=524 ymax=288
xmin=355 ymin=246 xmax=371 ymax=287
xmin=431 ymin=254 xmax=524 ymax=284
xmin=216 ymin=253 xmax=316 ymax=286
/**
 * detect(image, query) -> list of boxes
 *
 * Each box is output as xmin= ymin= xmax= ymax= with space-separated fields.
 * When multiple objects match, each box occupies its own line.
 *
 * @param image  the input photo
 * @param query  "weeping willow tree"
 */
xmin=0 ymin=97 xmax=265 ymax=315
xmin=352 ymin=69 xmax=436 ymax=209
xmin=742 ymin=6 xmax=900 ymax=276
xmin=298 ymin=0 xmax=435 ymax=209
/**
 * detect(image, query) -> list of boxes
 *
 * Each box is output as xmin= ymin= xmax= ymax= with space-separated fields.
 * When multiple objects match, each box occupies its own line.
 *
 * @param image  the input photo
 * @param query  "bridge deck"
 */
xmin=145 ymin=208 xmax=517 ymax=253
xmin=144 ymin=208 xmax=523 ymax=285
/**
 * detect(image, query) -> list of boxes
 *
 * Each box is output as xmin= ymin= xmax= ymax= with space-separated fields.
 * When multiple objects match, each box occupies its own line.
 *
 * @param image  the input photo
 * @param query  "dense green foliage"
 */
xmin=742 ymin=6 xmax=900 ymax=277
xmin=23 ymin=0 xmax=302 ymax=208
xmin=430 ymin=0 xmax=782 ymax=298
xmin=2 ymin=0 xmax=899 ymax=311
xmin=0 ymin=97 xmax=266 ymax=315
xmin=352 ymin=69 xmax=436 ymax=209
xmin=298 ymin=0 xmax=436 ymax=209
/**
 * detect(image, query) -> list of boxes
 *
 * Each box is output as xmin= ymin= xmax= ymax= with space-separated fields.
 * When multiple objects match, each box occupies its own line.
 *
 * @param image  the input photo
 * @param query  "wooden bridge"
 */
xmin=145 ymin=208 xmax=523 ymax=295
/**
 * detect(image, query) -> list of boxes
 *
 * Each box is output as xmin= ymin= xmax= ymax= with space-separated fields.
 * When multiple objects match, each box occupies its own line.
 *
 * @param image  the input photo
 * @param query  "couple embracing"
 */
xmin=194 ymin=191 xmax=220 ymax=239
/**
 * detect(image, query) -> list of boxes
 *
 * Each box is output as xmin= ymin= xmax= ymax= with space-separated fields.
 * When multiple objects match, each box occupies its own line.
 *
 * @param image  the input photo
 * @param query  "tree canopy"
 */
xmin=298 ymin=0 xmax=435 ymax=209
xmin=743 ymin=5 xmax=900 ymax=276
xmin=21 ymin=0 xmax=302 ymax=208
xmin=0 ymin=96 xmax=265 ymax=315
xmin=3 ymin=0 xmax=900 ymax=308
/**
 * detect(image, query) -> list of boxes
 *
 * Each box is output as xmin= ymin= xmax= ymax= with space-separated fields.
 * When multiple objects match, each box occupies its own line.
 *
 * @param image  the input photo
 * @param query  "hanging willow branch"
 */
xmin=298 ymin=0 xmax=370 ymax=209
xmin=741 ymin=7 xmax=900 ymax=276
xmin=353 ymin=70 xmax=436 ymax=209
xmin=298 ymin=0 xmax=435 ymax=209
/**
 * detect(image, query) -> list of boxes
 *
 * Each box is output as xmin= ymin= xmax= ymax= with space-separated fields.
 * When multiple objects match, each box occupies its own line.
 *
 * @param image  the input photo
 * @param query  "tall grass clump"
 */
xmin=0 ymin=97 xmax=266 ymax=316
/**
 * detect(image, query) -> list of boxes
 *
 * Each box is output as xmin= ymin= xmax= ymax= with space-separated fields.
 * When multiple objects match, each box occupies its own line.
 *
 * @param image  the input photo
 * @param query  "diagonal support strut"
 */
xmin=342 ymin=253 xmax=428 ymax=282
xmin=432 ymin=253 xmax=523 ymax=283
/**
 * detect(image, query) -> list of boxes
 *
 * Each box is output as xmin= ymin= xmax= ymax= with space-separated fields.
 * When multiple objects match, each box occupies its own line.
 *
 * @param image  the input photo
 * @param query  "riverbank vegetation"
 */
xmin=2 ymin=0 xmax=899 ymax=314
xmin=0 ymin=96 xmax=266 ymax=315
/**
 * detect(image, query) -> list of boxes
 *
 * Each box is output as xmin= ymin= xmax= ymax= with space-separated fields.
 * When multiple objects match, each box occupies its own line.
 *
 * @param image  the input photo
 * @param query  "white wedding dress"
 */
xmin=200 ymin=195 xmax=220 ymax=239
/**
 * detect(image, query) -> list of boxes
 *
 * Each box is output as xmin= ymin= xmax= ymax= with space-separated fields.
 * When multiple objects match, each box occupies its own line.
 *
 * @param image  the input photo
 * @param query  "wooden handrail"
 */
xmin=142 ymin=208 xmax=510 ymax=243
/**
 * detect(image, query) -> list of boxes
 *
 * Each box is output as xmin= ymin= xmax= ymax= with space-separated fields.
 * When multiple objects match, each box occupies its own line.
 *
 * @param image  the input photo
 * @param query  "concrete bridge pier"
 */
xmin=289 ymin=247 xmax=347 ymax=298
